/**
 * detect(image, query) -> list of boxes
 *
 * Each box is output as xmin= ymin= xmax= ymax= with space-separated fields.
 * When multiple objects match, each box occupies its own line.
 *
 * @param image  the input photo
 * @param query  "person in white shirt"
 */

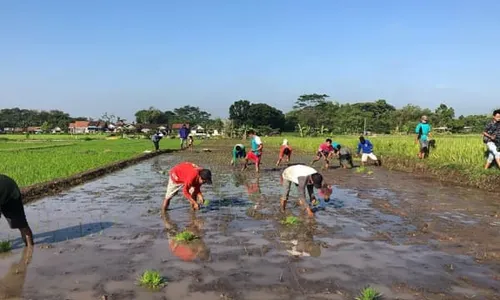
xmin=280 ymin=164 xmax=332 ymax=217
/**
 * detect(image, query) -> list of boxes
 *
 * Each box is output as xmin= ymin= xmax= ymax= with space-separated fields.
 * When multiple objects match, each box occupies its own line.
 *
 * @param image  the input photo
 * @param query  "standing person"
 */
xmin=179 ymin=124 xmax=189 ymax=150
xmin=311 ymin=138 xmax=335 ymax=169
xmin=280 ymin=164 xmax=332 ymax=217
xmin=162 ymin=162 xmax=212 ymax=214
xmin=483 ymin=109 xmax=500 ymax=169
xmin=231 ymin=143 xmax=246 ymax=166
xmin=332 ymin=143 xmax=354 ymax=169
xmin=0 ymin=174 xmax=34 ymax=248
xmin=242 ymin=130 xmax=263 ymax=172
xmin=415 ymin=116 xmax=432 ymax=159
xmin=356 ymin=136 xmax=380 ymax=166
xmin=276 ymin=139 xmax=292 ymax=167
xmin=151 ymin=131 xmax=163 ymax=152
xmin=187 ymin=135 xmax=194 ymax=151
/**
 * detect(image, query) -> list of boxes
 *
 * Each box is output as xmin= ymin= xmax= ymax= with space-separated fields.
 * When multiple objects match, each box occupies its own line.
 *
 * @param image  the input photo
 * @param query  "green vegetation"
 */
xmin=137 ymin=270 xmax=165 ymax=289
xmin=0 ymin=240 xmax=12 ymax=253
xmin=281 ymin=216 xmax=300 ymax=226
xmin=355 ymin=286 xmax=383 ymax=300
xmin=0 ymin=138 xmax=180 ymax=187
xmin=174 ymin=230 xmax=199 ymax=242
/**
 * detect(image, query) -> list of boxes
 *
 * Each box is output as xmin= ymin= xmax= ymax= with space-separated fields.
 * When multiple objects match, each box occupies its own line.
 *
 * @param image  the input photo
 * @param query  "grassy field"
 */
xmin=260 ymin=134 xmax=494 ymax=176
xmin=0 ymin=137 xmax=180 ymax=187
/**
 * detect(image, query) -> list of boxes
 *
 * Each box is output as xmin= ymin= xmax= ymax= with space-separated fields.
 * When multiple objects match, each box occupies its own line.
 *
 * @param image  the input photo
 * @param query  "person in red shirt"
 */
xmin=310 ymin=138 xmax=335 ymax=169
xmin=162 ymin=162 xmax=212 ymax=214
xmin=276 ymin=139 xmax=292 ymax=167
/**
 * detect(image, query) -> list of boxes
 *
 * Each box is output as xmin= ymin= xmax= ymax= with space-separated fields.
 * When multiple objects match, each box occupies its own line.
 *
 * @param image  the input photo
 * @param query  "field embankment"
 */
xmin=261 ymin=135 xmax=499 ymax=191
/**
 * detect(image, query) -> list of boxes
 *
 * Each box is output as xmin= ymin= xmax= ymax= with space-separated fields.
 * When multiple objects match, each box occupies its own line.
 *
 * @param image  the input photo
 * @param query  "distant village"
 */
xmin=1 ymin=121 xmax=225 ymax=138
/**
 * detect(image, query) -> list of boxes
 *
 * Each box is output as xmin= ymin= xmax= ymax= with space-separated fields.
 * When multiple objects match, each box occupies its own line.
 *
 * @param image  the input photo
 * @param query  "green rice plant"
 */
xmin=174 ymin=230 xmax=199 ymax=242
xmin=137 ymin=270 xmax=165 ymax=289
xmin=355 ymin=286 xmax=383 ymax=300
xmin=0 ymin=138 xmax=182 ymax=187
xmin=281 ymin=216 xmax=300 ymax=226
xmin=0 ymin=240 xmax=12 ymax=253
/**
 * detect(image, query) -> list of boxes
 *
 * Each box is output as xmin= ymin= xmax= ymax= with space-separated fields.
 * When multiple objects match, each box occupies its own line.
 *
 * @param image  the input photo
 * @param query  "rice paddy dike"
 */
xmin=0 ymin=139 xmax=499 ymax=300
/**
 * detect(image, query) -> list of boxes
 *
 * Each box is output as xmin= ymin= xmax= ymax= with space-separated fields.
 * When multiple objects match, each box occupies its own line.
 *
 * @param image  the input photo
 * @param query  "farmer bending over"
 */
xmin=151 ymin=131 xmax=163 ymax=152
xmin=0 ymin=174 xmax=34 ymax=248
xmin=311 ymin=138 xmax=335 ymax=169
xmin=162 ymin=162 xmax=212 ymax=214
xmin=356 ymin=136 xmax=380 ymax=166
xmin=415 ymin=115 xmax=432 ymax=159
xmin=242 ymin=130 xmax=263 ymax=172
xmin=280 ymin=165 xmax=332 ymax=217
xmin=276 ymin=139 xmax=292 ymax=167
xmin=332 ymin=143 xmax=354 ymax=169
xmin=231 ymin=143 xmax=246 ymax=166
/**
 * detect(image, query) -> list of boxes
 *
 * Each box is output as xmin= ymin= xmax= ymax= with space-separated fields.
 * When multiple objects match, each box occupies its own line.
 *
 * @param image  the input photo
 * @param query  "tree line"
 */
xmin=228 ymin=94 xmax=492 ymax=136
xmin=0 ymin=95 xmax=494 ymax=136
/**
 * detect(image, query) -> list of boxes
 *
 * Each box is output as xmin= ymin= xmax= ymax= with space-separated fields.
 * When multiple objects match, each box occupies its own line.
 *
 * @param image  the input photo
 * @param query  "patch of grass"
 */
xmin=174 ymin=230 xmax=199 ymax=242
xmin=281 ymin=216 xmax=300 ymax=226
xmin=0 ymin=240 xmax=12 ymax=253
xmin=137 ymin=270 xmax=165 ymax=289
xmin=355 ymin=286 xmax=383 ymax=300
xmin=0 ymin=138 xmax=182 ymax=187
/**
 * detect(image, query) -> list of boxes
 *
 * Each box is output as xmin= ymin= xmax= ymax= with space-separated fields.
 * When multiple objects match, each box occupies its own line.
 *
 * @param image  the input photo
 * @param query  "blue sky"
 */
xmin=1 ymin=0 xmax=499 ymax=121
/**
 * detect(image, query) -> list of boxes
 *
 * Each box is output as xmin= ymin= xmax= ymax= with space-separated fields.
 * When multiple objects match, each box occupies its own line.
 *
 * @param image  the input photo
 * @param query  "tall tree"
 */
xmin=229 ymin=100 xmax=251 ymax=127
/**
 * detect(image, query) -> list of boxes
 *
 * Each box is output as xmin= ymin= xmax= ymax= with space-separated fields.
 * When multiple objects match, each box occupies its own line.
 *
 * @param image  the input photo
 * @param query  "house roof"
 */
xmin=27 ymin=126 xmax=41 ymax=131
xmin=172 ymin=123 xmax=189 ymax=129
xmin=69 ymin=121 xmax=90 ymax=128
xmin=88 ymin=121 xmax=106 ymax=127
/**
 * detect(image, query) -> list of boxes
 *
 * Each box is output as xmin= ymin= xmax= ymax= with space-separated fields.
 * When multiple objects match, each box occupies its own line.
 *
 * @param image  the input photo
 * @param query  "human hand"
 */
xmin=191 ymin=202 xmax=200 ymax=210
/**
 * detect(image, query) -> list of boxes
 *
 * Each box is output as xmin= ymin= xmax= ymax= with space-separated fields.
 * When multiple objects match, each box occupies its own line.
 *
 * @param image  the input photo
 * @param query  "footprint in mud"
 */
xmin=201 ymin=197 xmax=251 ymax=211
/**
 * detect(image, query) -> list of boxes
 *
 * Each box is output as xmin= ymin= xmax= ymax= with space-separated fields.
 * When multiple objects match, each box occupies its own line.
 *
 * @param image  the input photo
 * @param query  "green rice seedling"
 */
xmin=355 ymin=286 xmax=383 ymax=300
xmin=137 ymin=270 xmax=165 ymax=289
xmin=281 ymin=216 xmax=300 ymax=226
xmin=0 ymin=240 xmax=12 ymax=253
xmin=174 ymin=230 xmax=199 ymax=242
xmin=356 ymin=166 xmax=366 ymax=173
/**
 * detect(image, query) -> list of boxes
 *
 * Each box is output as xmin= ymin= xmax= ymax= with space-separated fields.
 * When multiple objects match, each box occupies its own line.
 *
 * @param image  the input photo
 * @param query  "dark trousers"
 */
xmin=153 ymin=141 xmax=159 ymax=151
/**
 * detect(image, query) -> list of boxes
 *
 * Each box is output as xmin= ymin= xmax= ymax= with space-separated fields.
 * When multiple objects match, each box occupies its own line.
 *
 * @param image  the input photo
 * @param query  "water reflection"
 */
xmin=279 ymin=216 xmax=322 ymax=257
xmin=0 ymin=247 xmax=33 ymax=299
xmin=163 ymin=212 xmax=210 ymax=262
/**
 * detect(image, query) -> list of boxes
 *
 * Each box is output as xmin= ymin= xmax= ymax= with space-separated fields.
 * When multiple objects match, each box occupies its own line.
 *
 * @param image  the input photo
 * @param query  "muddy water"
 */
xmin=0 ymin=143 xmax=499 ymax=300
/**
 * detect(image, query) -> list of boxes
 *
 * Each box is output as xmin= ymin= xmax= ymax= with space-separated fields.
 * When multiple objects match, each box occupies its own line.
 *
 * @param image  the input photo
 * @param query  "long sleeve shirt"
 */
xmin=179 ymin=127 xmax=189 ymax=139
xmin=232 ymin=144 xmax=245 ymax=160
xmin=169 ymin=162 xmax=202 ymax=199
xmin=357 ymin=140 xmax=373 ymax=154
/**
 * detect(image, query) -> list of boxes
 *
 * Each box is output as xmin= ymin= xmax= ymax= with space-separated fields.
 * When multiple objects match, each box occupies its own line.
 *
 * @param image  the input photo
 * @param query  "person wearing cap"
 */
xmin=311 ymin=138 xmax=335 ymax=169
xmin=279 ymin=164 xmax=332 ymax=217
xmin=162 ymin=162 xmax=212 ymax=214
xmin=230 ymin=143 xmax=246 ymax=166
xmin=276 ymin=139 xmax=292 ymax=167
xmin=332 ymin=143 xmax=354 ymax=169
xmin=0 ymin=174 xmax=34 ymax=248
xmin=415 ymin=115 xmax=432 ymax=159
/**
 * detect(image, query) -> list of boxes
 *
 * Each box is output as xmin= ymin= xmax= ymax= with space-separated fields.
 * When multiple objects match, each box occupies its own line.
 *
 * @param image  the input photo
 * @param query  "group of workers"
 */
xmin=0 ymin=129 xmax=380 ymax=249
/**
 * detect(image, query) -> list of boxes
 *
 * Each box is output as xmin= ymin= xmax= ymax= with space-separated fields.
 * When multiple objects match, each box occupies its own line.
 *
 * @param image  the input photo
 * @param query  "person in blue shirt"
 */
xmin=356 ymin=136 xmax=380 ymax=166
xmin=242 ymin=130 xmax=263 ymax=172
xmin=179 ymin=124 xmax=190 ymax=150
xmin=415 ymin=115 xmax=432 ymax=159
xmin=332 ymin=143 xmax=354 ymax=169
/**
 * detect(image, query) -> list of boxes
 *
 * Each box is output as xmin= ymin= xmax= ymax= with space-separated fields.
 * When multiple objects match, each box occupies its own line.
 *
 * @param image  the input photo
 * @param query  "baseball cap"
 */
xmin=199 ymin=169 xmax=212 ymax=184
xmin=310 ymin=173 xmax=323 ymax=189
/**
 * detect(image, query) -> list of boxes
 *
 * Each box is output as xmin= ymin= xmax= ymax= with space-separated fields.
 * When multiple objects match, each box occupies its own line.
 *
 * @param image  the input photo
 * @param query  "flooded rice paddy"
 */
xmin=0 ymin=142 xmax=499 ymax=299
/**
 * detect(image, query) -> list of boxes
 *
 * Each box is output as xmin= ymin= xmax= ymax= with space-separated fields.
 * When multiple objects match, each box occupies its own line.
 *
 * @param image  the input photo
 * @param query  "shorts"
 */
xmin=165 ymin=176 xmax=195 ymax=199
xmin=235 ymin=150 xmax=246 ymax=159
xmin=339 ymin=154 xmax=353 ymax=166
xmin=316 ymin=150 xmax=330 ymax=158
xmin=0 ymin=196 xmax=29 ymax=229
xmin=361 ymin=152 xmax=378 ymax=162
xmin=246 ymin=151 xmax=261 ymax=164
xmin=419 ymin=139 xmax=429 ymax=151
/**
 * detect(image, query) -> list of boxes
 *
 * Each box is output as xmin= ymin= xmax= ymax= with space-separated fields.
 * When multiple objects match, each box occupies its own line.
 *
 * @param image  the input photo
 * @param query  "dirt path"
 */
xmin=0 ymin=141 xmax=499 ymax=300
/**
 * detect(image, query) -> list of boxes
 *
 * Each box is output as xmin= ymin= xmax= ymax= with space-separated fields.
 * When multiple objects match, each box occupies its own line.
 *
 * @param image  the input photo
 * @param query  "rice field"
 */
xmin=0 ymin=138 xmax=181 ymax=187
xmin=261 ymin=134 xmax=493 ymax=175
